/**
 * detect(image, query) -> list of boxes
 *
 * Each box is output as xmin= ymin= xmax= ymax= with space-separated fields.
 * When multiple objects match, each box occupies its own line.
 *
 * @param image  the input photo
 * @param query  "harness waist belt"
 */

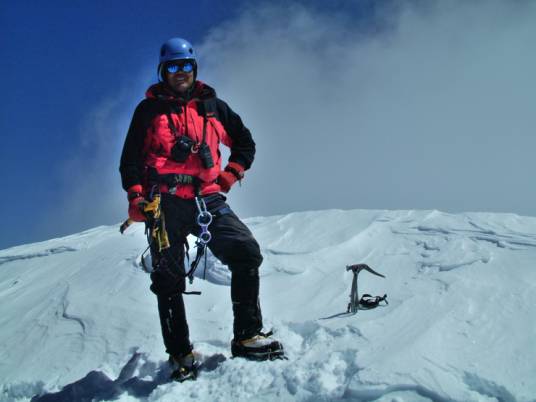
xmin=147 ymin=167 xmax=202 ymax=195
xmin=158 ymin=173 xmax=199 ymax=187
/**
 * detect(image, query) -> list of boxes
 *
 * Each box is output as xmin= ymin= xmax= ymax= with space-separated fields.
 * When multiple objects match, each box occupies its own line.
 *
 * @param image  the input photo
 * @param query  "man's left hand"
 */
xmin=217 ymin=162 xmax=245 ymax=193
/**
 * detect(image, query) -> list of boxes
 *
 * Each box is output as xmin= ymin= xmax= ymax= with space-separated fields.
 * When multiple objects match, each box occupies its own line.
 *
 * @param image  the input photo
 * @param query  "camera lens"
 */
xmin=171 ymin=136 xmax=195 ymax=163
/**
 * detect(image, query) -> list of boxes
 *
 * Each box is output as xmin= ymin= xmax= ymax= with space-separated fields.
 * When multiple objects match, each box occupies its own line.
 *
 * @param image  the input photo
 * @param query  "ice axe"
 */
xmin=346 ymin=264 xmax=386 ymax=313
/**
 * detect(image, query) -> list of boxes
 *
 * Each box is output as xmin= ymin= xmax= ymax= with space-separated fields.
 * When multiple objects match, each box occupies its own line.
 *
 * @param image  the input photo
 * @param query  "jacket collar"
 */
xmin=145 ymin=80 xmax=216 ymax=103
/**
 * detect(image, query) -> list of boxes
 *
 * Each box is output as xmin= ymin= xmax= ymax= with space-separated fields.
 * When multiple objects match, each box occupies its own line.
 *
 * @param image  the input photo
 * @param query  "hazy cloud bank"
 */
xmin=46 ymin=0 xmax=536 ymax=245
xmin=199 ymin=0 xmax=536 ymax=218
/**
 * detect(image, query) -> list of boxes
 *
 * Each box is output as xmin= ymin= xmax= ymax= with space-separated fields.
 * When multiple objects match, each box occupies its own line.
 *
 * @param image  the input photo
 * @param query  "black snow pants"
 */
xmin=148 ymin=192 xmax=263 ymax=357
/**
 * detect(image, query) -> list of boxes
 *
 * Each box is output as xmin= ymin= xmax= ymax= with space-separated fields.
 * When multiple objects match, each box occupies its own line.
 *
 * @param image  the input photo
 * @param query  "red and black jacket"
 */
xmin=119 ymin=81 xmax=256 ymax=198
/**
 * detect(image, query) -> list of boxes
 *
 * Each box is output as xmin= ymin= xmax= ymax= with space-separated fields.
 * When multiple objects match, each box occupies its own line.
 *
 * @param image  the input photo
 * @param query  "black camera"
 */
xmin=198 ymin=142 xmax=214 ymax=169
xmin=171 ymin=135 xmax=195 ymax=163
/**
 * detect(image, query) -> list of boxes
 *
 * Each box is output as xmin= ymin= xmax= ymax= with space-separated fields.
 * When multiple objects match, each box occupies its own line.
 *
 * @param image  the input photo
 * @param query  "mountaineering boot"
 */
xmin=169 ymin=351 xmax=198 ymax=382
xmin=231 ymin=331 xmax=285 ymax=361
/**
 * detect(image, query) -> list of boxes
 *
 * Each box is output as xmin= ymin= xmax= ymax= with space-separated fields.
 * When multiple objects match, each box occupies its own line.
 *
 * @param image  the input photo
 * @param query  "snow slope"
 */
xmin=1 ymin=209 xmax=536 ymax=402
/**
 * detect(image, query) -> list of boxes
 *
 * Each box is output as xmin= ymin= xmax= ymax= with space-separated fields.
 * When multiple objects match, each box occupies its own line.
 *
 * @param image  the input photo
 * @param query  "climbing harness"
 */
xmin=120 ymin=175 xmax=216 ymax=292
xmin=346 ymin=264 xmax=388 ymax=313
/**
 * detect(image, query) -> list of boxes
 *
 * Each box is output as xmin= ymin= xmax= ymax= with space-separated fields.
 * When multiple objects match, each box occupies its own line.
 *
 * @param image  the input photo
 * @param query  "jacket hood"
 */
xmin=145 ymin=80 xmax=216 ymax=102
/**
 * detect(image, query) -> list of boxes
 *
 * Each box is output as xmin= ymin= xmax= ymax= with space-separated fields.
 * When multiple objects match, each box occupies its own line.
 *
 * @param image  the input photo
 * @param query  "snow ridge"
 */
xmin=1 ymin=209 xmax=536 ymax=401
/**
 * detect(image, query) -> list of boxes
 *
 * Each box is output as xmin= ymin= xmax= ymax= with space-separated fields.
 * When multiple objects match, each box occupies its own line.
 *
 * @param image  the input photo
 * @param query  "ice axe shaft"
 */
xmin=120 ymin=218 xmax=134 ymax=234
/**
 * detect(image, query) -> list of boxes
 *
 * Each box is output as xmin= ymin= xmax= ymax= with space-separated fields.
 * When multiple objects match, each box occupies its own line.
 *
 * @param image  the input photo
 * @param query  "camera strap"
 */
xmin=166 ymin=102 xmax=209 ymax=145
xmin=165 ymin=107 xmax=180 ymax=138
xmin=202 ymin=112 xmax=208 ymax=145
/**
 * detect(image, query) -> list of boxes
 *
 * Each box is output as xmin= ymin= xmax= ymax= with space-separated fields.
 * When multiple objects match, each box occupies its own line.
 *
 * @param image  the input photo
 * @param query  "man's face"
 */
xmin=164 ymin=60 xmax=195 ymax=94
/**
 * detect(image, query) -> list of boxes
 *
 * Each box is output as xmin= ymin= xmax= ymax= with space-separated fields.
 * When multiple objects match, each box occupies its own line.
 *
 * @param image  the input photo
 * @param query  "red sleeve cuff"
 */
xmin=225 ymin=162 xmax=245 ymax=181
xmin=127 ymin=184 xmax=143 ymax=194
xmin=127 ymin=185 xmax=144 ymax=200
xmin=227 ymin=161 xmax=245 ymax=172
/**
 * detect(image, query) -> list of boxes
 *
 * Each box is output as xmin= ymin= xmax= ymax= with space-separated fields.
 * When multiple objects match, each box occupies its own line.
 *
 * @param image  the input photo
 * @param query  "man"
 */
xmin=119 ymin=37 xmax=283 ymax=381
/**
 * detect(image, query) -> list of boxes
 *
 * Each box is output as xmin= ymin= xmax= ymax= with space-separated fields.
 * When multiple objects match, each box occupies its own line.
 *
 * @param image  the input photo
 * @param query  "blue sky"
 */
xmin=2 ymin=0 xmax=536 ymax=250
xmin=0 ymin=0 xmax=378 ymax=249
xmin=0 ymin=0 xmax=242 ymax=248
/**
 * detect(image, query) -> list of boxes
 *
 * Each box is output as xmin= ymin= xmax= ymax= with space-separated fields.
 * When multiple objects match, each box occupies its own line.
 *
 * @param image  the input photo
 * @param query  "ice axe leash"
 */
xmin=346 ymin=264 xmax=388 ymax=313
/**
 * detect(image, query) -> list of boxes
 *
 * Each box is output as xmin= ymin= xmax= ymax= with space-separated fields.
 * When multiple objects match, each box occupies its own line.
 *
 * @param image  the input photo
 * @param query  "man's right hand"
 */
xmin=127 ymin=185 xmax=147 ymax=222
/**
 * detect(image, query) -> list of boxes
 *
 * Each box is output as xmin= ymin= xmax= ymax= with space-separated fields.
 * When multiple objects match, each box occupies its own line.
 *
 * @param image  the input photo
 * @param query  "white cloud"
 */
xmin=197 ymin=0 xmax=536 ymax=217
xmin=36 ymin=68 xmax=154 ymax=239
xmin=43 ymin=0 xmax=536 ymax=243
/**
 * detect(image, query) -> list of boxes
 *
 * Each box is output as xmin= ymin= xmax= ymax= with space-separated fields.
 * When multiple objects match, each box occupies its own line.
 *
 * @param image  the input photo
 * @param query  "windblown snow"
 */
xmin=1 ymin=209 xmax=535 ymax=402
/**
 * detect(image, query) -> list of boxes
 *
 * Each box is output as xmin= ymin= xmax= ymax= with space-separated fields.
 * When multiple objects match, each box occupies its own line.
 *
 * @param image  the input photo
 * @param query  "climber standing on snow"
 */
xmin=119 ymin=37 xmax=283 ymax=381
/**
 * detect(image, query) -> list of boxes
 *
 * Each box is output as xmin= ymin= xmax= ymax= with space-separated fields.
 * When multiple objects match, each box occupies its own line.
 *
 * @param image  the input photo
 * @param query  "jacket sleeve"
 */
xmin=119 ymin=101 xmax=150 ymax=191
xmin=216 ymin=99 xmax=256 ymax=170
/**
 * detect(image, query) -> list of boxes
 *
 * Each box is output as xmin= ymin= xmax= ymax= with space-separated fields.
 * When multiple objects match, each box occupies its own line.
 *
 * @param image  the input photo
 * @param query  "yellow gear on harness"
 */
xmin=119 ymin=194 xmax=170 ymax=252
xmin=144 ymin=194 xmax=170 ymax=251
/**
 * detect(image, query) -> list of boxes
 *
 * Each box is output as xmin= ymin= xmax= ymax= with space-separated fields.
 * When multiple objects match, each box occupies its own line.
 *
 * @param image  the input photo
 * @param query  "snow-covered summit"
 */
xmin=1 ymin=208 xmax=535 ymax=402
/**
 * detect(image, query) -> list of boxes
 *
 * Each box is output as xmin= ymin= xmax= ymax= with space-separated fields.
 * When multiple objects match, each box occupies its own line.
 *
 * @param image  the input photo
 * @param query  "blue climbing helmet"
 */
xmin=158 ymin=37 xmax=197 ymax=81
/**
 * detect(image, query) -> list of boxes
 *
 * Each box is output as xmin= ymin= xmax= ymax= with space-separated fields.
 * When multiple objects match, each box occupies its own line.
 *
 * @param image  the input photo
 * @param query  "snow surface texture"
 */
xmin=1 ymin=209 xmax=535 ymax=402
